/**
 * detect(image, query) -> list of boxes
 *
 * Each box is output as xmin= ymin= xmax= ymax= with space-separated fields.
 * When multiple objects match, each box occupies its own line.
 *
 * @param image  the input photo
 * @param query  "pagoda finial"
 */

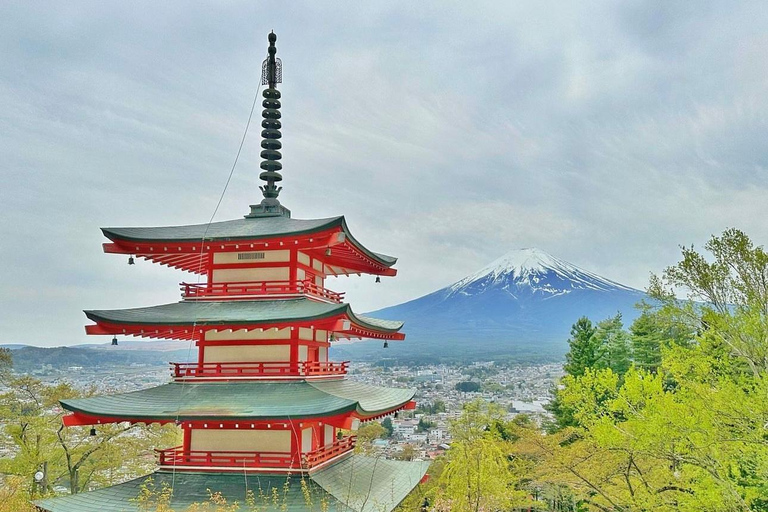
xmin=246 ymin=31 xmax=290 ymax=218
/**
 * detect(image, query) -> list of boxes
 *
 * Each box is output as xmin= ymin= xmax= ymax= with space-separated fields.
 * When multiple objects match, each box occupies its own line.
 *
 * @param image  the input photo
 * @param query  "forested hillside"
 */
xmin=3 ymin=346 xmax=194 ymax=373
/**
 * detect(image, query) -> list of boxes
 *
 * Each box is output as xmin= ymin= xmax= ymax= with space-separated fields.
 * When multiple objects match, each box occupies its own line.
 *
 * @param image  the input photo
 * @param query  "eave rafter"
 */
xmin=103 ymin=226 xmax=396 ymax=276
xmin=85 ymin=313 xmax=404 ymax=342
xmin=62 ymin=401 xmax=416 ymax=429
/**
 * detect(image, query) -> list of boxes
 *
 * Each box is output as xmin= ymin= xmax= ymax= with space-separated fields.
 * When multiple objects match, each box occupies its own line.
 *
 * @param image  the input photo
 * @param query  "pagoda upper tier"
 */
xmin=102 ymin=215 xmax=396 ymax=276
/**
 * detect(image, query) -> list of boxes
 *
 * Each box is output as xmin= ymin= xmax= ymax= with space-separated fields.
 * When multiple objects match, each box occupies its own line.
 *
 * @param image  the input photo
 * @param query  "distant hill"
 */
xmin=334 ymin=248 xmax=647 ymax=363
xmin=81 ymin=340 xmax=193 ymax=352
xmin=6 ymin=345 xmax=195 ymax=373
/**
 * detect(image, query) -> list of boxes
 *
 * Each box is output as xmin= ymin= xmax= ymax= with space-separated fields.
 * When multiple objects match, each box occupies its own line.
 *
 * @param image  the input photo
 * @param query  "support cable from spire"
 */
xmin=170 ymin=41 xmax=267 ymax=495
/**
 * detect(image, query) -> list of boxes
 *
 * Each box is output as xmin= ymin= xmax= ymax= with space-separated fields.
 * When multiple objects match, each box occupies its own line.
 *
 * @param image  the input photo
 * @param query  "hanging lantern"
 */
xmin=375 ymin=276 xmax=381 ymax=283
xmin=325 ymin=248 xmax=332 ymax=256
xmin=89 ymin=427 xmax=97 ymax=437
xmin=111 ymin=336 xmax=118 ymax=346
xmin=128 ymin=256 xmax=135 ymax=265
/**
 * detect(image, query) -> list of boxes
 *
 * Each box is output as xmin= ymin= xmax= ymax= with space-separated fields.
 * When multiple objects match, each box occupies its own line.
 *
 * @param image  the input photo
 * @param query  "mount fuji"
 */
xmin=336 ymin=248 xmax=647 ymax=363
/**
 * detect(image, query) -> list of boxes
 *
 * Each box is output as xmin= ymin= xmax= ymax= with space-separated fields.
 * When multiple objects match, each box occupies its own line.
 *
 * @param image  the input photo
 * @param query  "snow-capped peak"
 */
xmin=448 ymin=248 xmax=638 ymax=297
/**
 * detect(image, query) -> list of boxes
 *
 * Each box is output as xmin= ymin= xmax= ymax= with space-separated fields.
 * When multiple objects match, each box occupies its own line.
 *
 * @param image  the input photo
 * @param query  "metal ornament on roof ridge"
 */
xmin=246 ymin=31 xmax=291 ymax=219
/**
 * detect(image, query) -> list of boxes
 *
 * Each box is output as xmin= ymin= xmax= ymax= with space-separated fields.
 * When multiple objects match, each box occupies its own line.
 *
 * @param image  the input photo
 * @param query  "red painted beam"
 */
xmin=86 ymin=311 xmax=404 ymax=341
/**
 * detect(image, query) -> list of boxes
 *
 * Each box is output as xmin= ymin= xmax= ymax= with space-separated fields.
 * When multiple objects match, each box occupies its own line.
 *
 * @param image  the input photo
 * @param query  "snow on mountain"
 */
xmin=448 ymin=248 xmax=638 ymax=298
xmin=337 ymin=248 xmax=647 ymax=363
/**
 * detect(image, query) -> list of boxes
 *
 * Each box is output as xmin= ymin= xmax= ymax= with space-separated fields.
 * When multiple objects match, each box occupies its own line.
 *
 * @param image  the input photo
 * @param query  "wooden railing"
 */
xmin=302 ymin=435 xmax=357 ymax=468
xmin=180 ymin=280 xmax=344 ymax=303
xmin=156 ymin=436 xmax=356 ymax=470
xmin=156 ymin=446 xmax=295 ymax=469
xmin=170 ymin=361 xmax=349 ymax=379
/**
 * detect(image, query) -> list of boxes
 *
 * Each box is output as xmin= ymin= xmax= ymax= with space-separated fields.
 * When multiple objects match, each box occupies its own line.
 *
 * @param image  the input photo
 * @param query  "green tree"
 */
xmin=416 ymin=418 xmax=435 ymax=433
xmin=530 ymin=229 xmax=768 ymax=511
xmin=543 ymin=387 xmax=577 ymax=432
xmin=430 ymin=401 xmax=530 ymax=511
xmin=380 ymin=417 xmax=394 ymax=438
xmin=0 ymin=347 xmax=12 ymax=375
xmin=454 ymin=381 xmax=481 ymax=393
xmin=629 ymin=311 xmax=665 ymax=373
xmin=650 ymin=228 xmax=768 ymax=376
xmin=397 ymin=444 xmax=417 ymax=461
xmin=417 ymin=400 xmax=446 ymax=415
xmin=354 ymin=422 xmax=387 ymax=455
xmin=563 ymin=317 xmax=601 ymax=377
xmin=0 ymin=476 xmax=37 ymax=512
xmin=0 ymin=375 xmax=178 ymax=496
xmin=594 ymin=313 xmax=632 ymax=377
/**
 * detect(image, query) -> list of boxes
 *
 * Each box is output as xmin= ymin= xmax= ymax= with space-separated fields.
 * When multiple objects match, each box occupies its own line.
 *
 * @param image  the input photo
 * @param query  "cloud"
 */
xmin=1 ymin=1 xmax=767 ymax=345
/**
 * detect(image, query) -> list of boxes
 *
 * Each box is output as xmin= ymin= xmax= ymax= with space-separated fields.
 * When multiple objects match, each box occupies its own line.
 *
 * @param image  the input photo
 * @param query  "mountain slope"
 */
xmin=335 ymin=248 xmax=646 ymax=362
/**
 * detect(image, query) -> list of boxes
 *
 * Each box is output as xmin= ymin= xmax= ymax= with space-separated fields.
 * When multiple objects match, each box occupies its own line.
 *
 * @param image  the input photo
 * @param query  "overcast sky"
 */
xmin=2 ymin=1 xmax=767 ymax=347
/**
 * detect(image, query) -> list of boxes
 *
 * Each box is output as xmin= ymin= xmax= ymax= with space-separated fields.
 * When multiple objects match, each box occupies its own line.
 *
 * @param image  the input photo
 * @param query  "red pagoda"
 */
xmin=37 ymin=33 xmax=428 ymax=512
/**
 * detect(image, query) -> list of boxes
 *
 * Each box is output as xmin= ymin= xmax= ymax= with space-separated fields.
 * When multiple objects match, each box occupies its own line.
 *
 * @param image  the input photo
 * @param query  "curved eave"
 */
xmin=101 ymin=216 xmax=344 ymax=244
xmin=83 ymin=299 xmax=404 ymax=341
xmin=60 ymin=381 xmax=415 ymax=425
xmin=101 ymin=215 xmax=397 ymax=275
xmin=337 ymin=217 xmax=397 ymax=268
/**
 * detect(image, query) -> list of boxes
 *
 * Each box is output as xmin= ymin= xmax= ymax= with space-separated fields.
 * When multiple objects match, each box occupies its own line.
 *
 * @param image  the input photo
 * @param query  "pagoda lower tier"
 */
xmin=60 ymin=380 xmax=416 ymax=474
xmin=61 ymin=380 xmax=414 ymax=426
xmin=36 ymin=456 xmax=430 ymax=512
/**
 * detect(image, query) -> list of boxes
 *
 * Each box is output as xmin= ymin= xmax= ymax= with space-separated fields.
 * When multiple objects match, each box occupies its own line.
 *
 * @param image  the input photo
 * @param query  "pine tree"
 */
xmin=563 ymin=317 xmax=601 ymax=377
xmin=594 ymin=313 xmax=632 ymax=377
xmin=629 ymin=311 xmax=664 ymax=373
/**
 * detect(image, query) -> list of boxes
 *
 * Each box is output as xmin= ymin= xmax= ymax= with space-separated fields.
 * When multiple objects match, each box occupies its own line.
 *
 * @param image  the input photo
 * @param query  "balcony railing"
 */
xmin=302 ymin=434 xmax=357 ymax=468
xmin=170 ymin=361 xmax=349 ymax=380
xmin=180 ymin=280 xmax=344 ymax=303
xmin=156 ymin=436 xmax=356 ymax=471
xmin=156 ymin=446 xmax=295 ymax=469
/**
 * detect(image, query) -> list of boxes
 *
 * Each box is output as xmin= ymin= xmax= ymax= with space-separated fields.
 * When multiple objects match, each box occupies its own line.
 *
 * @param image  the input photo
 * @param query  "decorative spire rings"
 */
xmin=247 ymin=31 xmax=290 ymax=218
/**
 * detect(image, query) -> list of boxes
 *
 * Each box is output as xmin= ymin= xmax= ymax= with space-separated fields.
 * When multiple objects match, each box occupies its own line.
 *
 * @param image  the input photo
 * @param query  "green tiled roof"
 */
xmin=60 ymin=380 xmax=415 ymax=421
xmin=104 ymin=216 xmax=340 ymax=242
xmin=35 ymin=456 xmax=429 ymax=512
xmin=84 ymin=298 xmax=404 ymax=333
xmin=312 ymin=455 xmax=430 ymax=511
xmin=102 ymin=215 xmax=397 ymax=267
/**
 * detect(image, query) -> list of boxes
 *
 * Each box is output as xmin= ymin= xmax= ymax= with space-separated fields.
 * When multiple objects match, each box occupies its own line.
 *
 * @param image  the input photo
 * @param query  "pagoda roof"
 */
xmin=84 ymin=298 xmax=404 ymax=339
xmin=102 ymin=215 xmax=397 ymax=273
xmin=60 ymin=380 xmax=415 ymax=422
xmin=35 ymin=456 xmax=430 ymax=512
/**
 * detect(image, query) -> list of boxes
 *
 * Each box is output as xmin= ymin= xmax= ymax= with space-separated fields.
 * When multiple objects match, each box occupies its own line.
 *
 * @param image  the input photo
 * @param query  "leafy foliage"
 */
xmin=535 ymin=229 xmax=768 ymax=511
xmin=416 ymin=400 xmax=446 ymax=415
xmin=0 ymin=374 xmax=179 ymax=500
xmin=428 ymin=400 xmax=531 ymax=511
xmin=454 ymin=381 xmax=481 ymax=393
